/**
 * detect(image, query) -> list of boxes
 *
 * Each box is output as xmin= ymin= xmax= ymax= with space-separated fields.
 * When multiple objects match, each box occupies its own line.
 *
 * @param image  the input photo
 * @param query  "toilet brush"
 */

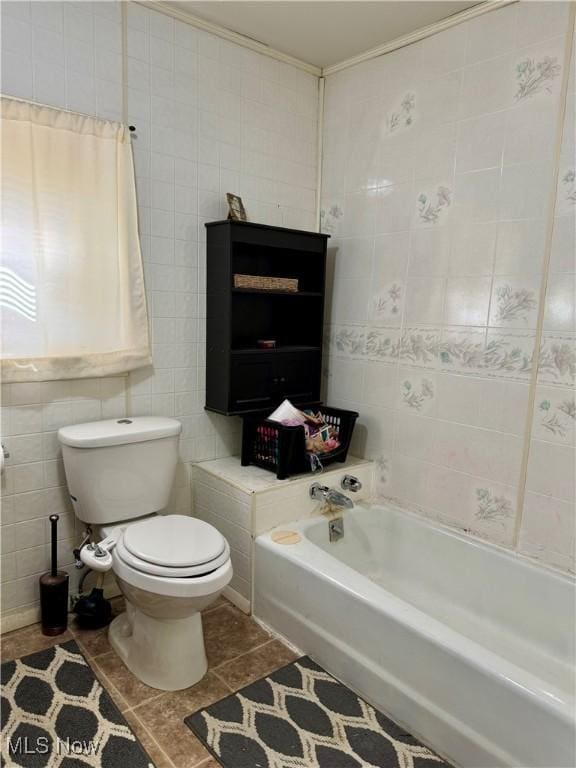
xmin=40 ymin=514 xmax=69 ymax=636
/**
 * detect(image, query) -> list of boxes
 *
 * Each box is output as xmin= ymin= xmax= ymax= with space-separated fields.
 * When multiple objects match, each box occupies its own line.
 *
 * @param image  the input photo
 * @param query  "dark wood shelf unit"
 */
xmin=205 ymin=220 xmax=329 ymax=416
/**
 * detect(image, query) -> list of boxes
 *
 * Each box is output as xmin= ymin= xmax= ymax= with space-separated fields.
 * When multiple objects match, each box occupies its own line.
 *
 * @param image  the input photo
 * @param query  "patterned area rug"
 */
xmin=185 ymin=656 xmax=452 ymax=768
xmin=0 ymin=639 xmax=153 ymax=768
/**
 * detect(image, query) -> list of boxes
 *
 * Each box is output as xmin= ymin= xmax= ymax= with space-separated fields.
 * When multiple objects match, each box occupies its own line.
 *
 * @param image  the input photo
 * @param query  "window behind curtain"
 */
xmin=0 ymin=96 xmax=151 ymax=382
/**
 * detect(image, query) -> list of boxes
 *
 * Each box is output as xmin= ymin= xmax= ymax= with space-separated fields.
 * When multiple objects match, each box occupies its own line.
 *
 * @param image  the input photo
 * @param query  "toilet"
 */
xmin=58 ymin=417 xmax=232 ymax=691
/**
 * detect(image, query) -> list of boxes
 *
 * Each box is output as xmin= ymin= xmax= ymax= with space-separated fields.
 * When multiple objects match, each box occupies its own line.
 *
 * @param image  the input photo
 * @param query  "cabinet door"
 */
xmin=230 ymin=357 xmax=274 ymax=411
xmin=272 ymin=353 xmax=320 ymax=403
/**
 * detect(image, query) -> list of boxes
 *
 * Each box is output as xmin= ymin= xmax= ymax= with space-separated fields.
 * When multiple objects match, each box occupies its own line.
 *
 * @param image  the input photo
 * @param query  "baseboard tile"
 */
xmin=1 ymin=605 xmax=41 ymax=634
xmin=223 ymin=585 xmax=251 ymax=614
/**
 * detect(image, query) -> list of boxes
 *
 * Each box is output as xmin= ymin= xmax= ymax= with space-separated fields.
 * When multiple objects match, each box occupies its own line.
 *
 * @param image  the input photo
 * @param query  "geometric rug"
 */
xmin=0 ymin=640 xmax=154 ymax=768
xmin=185 ymin=656 xmax=453 ymax=768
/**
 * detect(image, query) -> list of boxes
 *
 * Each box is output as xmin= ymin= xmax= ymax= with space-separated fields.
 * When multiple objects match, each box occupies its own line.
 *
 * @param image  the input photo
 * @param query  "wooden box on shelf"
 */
xmin=233 ymin=274 xmax=299 ymax=292
xmin=205 ymin=220 xmax=329 ymax=416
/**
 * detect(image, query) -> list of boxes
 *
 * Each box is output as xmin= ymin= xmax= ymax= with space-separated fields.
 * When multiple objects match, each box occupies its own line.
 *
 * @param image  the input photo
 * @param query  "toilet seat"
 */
xmin=115 ymin=537 xmax=231 ymax=578
xmin=105 ymin=513 xmax=232 ymax=598
xmin=115 ymin=514 xmax=229 ymax=578
xmin=112 ymin=549 xmax=232 ymax=598
xmin=123 ymin=515 xmax=226 ymax=568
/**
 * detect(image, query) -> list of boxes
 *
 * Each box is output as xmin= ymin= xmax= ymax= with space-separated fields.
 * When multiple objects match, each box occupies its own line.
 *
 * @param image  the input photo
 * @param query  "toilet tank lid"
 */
xmin=58 ymin=417 xmax=182 ymax=448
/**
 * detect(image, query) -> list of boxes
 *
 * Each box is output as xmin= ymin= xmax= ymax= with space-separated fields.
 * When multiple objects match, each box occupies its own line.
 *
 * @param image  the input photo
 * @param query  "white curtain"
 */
xmin=0 ymin=96 xmax=151 ymax=382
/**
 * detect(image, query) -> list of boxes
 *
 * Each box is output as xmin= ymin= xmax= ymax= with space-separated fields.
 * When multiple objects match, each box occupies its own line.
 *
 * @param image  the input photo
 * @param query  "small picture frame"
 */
xmin=226 ymin=193 xmax=247 ymax=222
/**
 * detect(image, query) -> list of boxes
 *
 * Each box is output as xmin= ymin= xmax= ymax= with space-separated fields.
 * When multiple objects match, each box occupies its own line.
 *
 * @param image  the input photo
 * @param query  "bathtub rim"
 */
xmin=304 ymin=498 xmax=576 ymax=586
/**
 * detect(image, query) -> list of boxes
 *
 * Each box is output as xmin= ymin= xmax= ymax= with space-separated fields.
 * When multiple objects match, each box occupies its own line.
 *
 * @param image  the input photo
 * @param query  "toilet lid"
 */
xmin=115 ymin=536 xmax=230 ymax=578
xmin=123 ymin=515 xmax=226 ymax=568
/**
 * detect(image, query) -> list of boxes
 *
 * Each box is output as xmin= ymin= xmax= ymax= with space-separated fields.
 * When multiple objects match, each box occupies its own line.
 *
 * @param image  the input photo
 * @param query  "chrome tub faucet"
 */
xmin=309 ymin=482 xmax=354 ymax=509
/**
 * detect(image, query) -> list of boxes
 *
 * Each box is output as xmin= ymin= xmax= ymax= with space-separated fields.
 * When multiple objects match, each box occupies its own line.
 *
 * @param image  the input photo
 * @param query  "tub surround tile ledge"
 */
xmin=192 ymin=456 xmax=374 ymax=609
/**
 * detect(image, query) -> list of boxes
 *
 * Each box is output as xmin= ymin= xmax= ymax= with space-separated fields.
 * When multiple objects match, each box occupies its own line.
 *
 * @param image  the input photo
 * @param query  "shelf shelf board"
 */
xmin=206 ymin=219 xmax=330 ymax=239
xmin=231 ymin=345 xmax=321 ymax=355
xmin=232 ymin=288 xmax=322 ymax=297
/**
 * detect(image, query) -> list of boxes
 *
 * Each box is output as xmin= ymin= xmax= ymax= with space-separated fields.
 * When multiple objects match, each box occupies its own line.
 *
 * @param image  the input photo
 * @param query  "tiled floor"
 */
xmin=0 ymin=597 xmax=300 ymax=768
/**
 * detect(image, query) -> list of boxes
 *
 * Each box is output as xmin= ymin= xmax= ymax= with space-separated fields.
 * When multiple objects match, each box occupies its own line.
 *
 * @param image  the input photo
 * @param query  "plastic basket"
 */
xmin=240 ymin=405 xmax=359 ymax=479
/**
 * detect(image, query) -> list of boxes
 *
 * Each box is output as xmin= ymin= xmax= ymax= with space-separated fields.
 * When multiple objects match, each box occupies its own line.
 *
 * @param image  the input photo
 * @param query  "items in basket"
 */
xmin=267 ymin=399 xmax=340 ymax=454
xmin=253 ymin=424 xmax=279 ymax=464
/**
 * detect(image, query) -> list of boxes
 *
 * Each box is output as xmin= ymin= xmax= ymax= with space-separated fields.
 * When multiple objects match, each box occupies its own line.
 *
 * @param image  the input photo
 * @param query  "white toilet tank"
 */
xmin=58 ymin=417 xmax=182 ymax=525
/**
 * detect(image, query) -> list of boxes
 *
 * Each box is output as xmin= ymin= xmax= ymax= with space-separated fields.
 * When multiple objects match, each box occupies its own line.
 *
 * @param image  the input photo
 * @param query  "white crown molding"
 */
xmin=322 ymin=0 xmax=518 ymax=76
xmin=138 ymin=1 xmax=517 ymax=79
xmin=136 ymin=0 xmax=322 ymax=76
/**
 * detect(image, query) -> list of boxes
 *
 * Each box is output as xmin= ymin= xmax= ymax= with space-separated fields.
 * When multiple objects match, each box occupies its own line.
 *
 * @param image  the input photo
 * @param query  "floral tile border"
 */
xmin=327 ymin=325 xmax=576 ymax=386
xmin=327 ymin=324 xmax=557 ymax=383
xmin=328 ymin=324 xmax=369 ymax=358
xmin=365 ymin=327 xmax=403 ymax=362
xmin=397 ymin=326 xmax=443 ymax=369
xmin=438 ymin=327 xmax=489 ymax=376
xmin=484 ymin=329 xmax=535 ymax=380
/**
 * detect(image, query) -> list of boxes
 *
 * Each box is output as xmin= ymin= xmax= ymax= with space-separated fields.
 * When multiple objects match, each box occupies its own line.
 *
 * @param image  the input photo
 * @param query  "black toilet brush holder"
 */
xmin=40 ymin=514 xmax=69 ymax=636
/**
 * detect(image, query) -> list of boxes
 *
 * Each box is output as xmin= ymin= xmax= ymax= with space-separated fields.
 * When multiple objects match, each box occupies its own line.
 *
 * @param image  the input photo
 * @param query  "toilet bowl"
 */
xmin=57 ymin=417 xmax=233 ymax=692
xmin=104 ymin=514 xmax=232 ymax=691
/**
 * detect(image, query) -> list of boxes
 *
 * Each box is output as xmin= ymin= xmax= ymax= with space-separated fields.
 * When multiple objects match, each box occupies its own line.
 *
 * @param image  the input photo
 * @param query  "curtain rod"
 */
xmin=0 ymin=94 xmax=137 ymax=132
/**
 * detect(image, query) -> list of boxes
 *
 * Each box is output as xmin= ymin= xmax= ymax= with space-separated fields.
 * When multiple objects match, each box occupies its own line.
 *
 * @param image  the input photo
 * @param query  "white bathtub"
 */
xmin=254 ymin=502 xmax=576 ymax=768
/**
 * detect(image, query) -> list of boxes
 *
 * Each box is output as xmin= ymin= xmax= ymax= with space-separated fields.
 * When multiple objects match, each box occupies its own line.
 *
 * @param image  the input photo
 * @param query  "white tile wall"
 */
xmin=0 ymin=0 xmax=319 ymax=623
xmin=321 ymin=2 xmax=575 ymax=570
xmin=520 ymin=25 xmax=576 ymax=572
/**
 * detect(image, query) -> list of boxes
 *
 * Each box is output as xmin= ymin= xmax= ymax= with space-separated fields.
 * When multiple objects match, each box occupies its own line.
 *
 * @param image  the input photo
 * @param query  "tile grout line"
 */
xmin=129 ymin=708 xmax=178 ymax=768
xmin=78 ymin=637 xmax=168 ymax=712
xmin=88 ymin=659 xmax=135 ymax=711
xmin=512 ymin=5 xmax=576 ymax=550
xmin=210 ymin=668 xmax=235 ymax=693
xmin=202 ymin=600 xmax=228 ymax=615
xmin=212 ymin=637 xmax=276 ymax=674
xmin=193 ymin=758 xmax=216 ymax=768
xmin=89 ymin=661 xmax=173 ymax=763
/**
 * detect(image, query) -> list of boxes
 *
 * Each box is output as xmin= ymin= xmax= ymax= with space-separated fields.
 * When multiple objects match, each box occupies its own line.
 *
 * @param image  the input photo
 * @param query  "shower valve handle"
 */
xmin=341 ymin=475 xmax=362 ymax=492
